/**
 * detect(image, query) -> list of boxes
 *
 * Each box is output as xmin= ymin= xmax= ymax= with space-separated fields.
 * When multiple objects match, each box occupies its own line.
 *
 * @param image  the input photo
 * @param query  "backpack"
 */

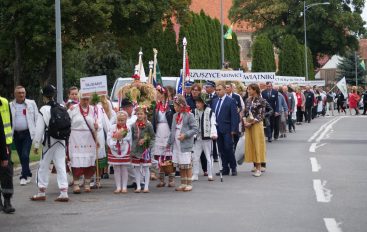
xmin=47 ymin=101 xmax=71 ymax=142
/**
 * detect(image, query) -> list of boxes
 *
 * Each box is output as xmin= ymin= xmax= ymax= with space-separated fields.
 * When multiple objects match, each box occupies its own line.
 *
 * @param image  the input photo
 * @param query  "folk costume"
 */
xmin=131 ymin=120 xmax=155 ymax=192
xmin=31 ymin=85 xmax=68 ymax=202
xmin=168 ymin=103 xmax=198 ymax=192
xmin=68 ymin=103 xmax=98 ymax=193
xmin=192 ymin=106 xmax=217 ymax=181
xmin=152 ymin=99 xmax=175 ymax=187
xmin=92 ymin=104 xmax=110 ymax=185
xmin=107 ymin=123 xmax=132 ymax=192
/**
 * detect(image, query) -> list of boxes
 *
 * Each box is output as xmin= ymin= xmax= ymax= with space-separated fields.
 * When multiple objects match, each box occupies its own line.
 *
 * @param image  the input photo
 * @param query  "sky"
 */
xmin=363 ymin=6 xmax=367 ymax=24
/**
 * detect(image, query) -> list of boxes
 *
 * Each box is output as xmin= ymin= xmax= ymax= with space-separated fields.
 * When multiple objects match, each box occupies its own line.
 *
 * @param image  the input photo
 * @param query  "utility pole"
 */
xmin=220 ymin=0 xmax=224 ymax=69
xmin=55 ymin=0 xmax=63 ymax=103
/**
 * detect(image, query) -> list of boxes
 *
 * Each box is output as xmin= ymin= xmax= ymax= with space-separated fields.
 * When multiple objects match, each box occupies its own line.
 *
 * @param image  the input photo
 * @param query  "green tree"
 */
xmin=229 ymin=0 xmax=365 ymax=61
xmin=251 ymin=35 xmax=276 ymax=72
xmin=337 ymin=51 xmax=367 ymax=85
xmin=278 ymin=35 xmax=303 ymax=76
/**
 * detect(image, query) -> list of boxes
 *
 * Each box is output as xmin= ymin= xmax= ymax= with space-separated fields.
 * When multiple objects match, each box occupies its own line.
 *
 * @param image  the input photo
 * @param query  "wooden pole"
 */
xmin=182 ymin=38 xmax=187 ymax=95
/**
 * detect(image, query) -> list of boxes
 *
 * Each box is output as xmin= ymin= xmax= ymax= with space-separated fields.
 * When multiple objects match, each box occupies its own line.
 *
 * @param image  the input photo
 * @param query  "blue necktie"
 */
xmin=215 ymin=98 xmax=222 ymax=118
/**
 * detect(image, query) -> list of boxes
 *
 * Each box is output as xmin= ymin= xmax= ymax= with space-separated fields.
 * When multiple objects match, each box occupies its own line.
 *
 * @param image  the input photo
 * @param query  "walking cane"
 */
xmin=214 ymin=141 xmax=223 ymax=182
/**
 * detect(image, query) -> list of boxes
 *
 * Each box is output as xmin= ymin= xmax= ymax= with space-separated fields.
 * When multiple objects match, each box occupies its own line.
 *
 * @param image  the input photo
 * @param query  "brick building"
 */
xmin=190 ymin=0 xmax=255 ymax=70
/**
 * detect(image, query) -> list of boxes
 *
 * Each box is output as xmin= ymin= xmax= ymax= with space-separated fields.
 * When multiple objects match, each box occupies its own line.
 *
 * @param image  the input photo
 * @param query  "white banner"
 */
xmin=243 ymin=72 xmax=276 ymax=83
xmin=300 ymin=80 xmax=326 ymax=87
xmin=274 ymin=76 xmax=306 ymax=85
xmin=80 ymin=75 xmax=108 ymax=97
xmin=189 ymin=69 xmax=244 ymax=81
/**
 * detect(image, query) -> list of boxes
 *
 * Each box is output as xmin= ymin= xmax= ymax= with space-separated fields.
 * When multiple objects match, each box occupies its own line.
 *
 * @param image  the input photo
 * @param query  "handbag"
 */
xmin=245 ymin=110 xmax=255 ymax=123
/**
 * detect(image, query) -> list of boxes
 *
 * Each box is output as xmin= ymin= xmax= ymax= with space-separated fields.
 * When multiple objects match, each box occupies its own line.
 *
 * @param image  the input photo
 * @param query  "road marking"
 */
xmin=310 ymin=157 xmax=321 ymax=172
xmin=309 ymin=143 xmax=326 ymax=153
xmin=315 ymin=117 xmax=343 ymax=143
xmin=313 ymin=179 xmax=332 ymax=203
xmin=308 ymin=117 xmax=339 ymax=142
xmin=324 ymin=218 xmax=343 ymax=232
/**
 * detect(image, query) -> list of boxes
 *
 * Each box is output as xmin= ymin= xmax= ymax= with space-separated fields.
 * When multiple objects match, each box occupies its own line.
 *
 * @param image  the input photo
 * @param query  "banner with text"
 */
xmin=274 ymin=76 xmax=306 ymax=85
xmin=188 ymin=69 xmax=244 ymax=81
xmin=80 ymin=75 xmax=108 ymax=97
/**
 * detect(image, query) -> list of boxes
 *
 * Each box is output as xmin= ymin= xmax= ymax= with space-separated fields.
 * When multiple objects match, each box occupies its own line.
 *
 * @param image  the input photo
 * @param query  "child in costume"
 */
xmin=192 ymin=94 xmax=217 ymax=181
xmin=152 ymin=85 xmax=175 ymax=188
xmin=167 ymin=95 xmax=198 ymax=192
xmin=107 ymin=111 xmax=131 ymax=193
xmin=131 ymin=106 xmax=155 ymax=193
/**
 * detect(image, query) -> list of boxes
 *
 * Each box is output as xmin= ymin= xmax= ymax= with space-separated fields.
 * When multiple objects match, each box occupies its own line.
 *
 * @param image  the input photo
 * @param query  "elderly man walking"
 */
xmin=10 ymin=86 xmax=38 ymax=186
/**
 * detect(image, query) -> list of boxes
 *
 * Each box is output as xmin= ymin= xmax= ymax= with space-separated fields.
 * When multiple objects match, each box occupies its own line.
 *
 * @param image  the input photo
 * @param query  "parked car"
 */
xmin=110 ymin=77 xmax=179 ymax=109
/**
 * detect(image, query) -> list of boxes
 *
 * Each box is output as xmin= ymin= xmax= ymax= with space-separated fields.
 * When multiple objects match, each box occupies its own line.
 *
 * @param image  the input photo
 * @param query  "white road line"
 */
xmin=315 ymin=117 xmax=343 ymax=143
xmin=308 ymin=117 xmax=339 ymax=142
xmin=310 ymin=157 xmax=321 ymax=172
xmin=309 ymin=143 xmax=326 ymax=153
xmin=324 ymin=218 xmax=343 ymax=232
xmin=313 ymin=179 xmax=332 ymax=203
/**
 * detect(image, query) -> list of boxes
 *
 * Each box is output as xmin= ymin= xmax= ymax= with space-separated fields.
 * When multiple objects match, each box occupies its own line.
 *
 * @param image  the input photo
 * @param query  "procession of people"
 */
xmin=1 ymin=70 xmax=366 ymax=214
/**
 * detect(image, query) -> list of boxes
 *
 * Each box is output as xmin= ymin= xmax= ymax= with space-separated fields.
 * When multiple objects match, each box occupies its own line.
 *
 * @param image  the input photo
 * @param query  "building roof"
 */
xmin=190 ymin=0 xmax=255 ymax=33
xmin=320 ymin=55 xmax=342 ymax=70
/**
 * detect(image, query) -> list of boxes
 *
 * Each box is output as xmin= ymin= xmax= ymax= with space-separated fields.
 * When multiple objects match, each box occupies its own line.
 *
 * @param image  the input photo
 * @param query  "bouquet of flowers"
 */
xmin=113 ymin=127 xmax=129 ymax=140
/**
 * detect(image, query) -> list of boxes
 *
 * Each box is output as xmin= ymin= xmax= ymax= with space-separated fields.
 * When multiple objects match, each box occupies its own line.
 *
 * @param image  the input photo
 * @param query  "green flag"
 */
xmin=224 ymin=24 xmax=233 ymax=40
xmin=155 ymin=61 xmax=163 ymax=86
xmin=360 ymin=60 xmax=365 ymax=70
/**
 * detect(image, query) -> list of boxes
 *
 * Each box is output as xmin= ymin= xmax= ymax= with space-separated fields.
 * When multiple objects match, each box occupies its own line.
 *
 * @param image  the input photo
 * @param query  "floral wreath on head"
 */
xmin=156 ymin=84 xmax=166 ymax=94
xmin=173 ymin=95 xmax=191 ymax=113
xmin=132 ymin=74 xmax=140 ymax=80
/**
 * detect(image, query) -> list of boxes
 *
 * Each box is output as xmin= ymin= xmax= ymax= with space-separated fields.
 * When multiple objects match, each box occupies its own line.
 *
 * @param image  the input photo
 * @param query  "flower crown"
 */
xmin=132 ymin=74 xmax=140 ymax=80
xmin=156 ymin=84 xmax=166 ymax=93
xmin=135 ymin=104 xmax=149 ymax=113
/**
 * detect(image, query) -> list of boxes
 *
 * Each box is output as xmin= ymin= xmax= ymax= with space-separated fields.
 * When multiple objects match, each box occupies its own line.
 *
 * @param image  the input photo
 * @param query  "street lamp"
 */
xmin=303 ymin=1 xmax=330 ymax=81
xmin=55 ymin=0 xmax=63 ymax=103
xmin=220 ymin=0 xmax=224 ymax=69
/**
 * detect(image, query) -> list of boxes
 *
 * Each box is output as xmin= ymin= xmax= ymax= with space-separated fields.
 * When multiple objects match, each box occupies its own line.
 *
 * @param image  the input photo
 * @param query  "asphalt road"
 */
xmin=1 ymin=114 xmax=366 ymax=232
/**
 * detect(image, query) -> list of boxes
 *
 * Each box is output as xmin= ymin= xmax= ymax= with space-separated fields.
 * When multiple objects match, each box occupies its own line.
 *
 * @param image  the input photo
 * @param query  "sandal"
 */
xmin=30 ymin=195 xmax=46 ymax=201
xmin=175 ymin=185 xmax=186 ymax=191
xmin=114 ymin=189 xmax=121 ymax=194
xmin=183 ymin=185 xmax=193 ymax=192
xmin=134 ymin=189 xmax=141 ymax=193
xmin=121 ymin=189 xmax=128 ymax=194
xmin=54 ymin=197 xmax=69 ymax=202
xmin=156 ymin=182 xmax=166 ymax=188
xmin=143 ymin=189 xmax=150 ymax=193
xmin=72 ymin=185 xmax=81 ymax=194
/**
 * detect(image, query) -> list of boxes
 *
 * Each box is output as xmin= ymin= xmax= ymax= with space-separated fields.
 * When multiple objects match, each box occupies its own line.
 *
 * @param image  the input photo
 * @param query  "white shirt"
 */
xmin=10 ymin=99 xmax=38 ymax=139
xmin=13 ymin=102 xmax=28 ymax=131
xmin=215 ymin=95 xmax=226 ymax=116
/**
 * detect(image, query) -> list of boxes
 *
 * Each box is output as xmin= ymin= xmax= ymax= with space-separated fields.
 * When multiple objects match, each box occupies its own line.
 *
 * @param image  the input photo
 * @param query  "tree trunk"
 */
xmin=14 ymin=36 xmax=22 ymax=88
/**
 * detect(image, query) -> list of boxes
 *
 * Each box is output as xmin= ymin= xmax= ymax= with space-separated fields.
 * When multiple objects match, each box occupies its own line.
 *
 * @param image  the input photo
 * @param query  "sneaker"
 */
xmin=20 ymin=178 xmax=27 ymax=186
xmin=260 ymin=167 xmax=266 ymax=172
xmin=26 ymin=177 xmax=32 ymax=184
xmin=251 ymin=167 xmax=257 ymax=172
xmin=192 ymin=175 xmax=198 ymax=181
xmin=252 ymin=170 xmax=262 ymax=177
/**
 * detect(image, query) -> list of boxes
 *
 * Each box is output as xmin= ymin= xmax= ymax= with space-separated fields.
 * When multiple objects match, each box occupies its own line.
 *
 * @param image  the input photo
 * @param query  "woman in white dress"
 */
xmin=68 ymin=96 xmax=99 ymax=194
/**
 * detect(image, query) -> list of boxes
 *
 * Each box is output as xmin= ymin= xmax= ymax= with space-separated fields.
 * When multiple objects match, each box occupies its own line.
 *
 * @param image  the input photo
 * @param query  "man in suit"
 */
xmin=304 ymin=86 xmax=315 ymax=123
xmin=261 ymin=82 xmax=279 ymax=142
xmin=212 ymin=83 xmax=239 ymax=176
xmin=225 ymin=83 xmax=243 ymax=149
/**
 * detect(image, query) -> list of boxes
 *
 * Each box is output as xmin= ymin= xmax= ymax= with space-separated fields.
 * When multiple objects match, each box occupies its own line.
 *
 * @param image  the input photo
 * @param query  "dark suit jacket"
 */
xmin=207 ymin=92 xmax=218 ymax=106
xmin=186 ymin=96 xmax=196 ymax=113
xmin=228 ymin=92 xmax=242 ymax=112
xmin=262 ymin=89 xmax=279 ymax=113
xmin=212 ymin=96 xmax=239 ymax=134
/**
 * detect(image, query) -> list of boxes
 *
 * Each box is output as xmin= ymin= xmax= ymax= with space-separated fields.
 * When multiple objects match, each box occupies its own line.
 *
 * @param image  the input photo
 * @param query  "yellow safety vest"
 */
xmin=0 ymin=97 xmax=13 ymax=145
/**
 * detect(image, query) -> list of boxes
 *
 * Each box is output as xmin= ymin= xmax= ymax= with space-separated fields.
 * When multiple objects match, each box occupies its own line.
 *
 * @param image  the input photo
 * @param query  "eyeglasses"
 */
xmin=192 ymin=89 xmax=200 ymax=91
